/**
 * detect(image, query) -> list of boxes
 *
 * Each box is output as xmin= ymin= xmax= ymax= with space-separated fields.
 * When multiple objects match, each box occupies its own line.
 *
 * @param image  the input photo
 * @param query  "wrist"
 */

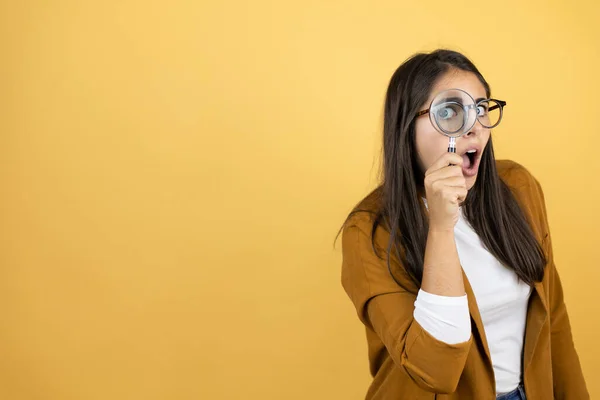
xmin=428 ymin=226 xmax=455 ymax=235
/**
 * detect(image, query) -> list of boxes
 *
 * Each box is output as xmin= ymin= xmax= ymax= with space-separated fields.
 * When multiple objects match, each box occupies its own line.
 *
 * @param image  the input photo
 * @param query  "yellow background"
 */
xmin=1 ymin=1 xmax=598 ymax=399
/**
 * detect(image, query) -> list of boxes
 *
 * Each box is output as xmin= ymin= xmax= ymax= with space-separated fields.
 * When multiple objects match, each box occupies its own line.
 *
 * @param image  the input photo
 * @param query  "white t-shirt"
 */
xmin=414 ymin=199 xmax=532 ymax=394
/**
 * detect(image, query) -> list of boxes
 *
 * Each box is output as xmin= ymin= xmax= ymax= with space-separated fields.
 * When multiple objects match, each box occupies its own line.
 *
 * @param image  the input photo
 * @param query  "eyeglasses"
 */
xmin=416 ymin=88 xmax=507 ymax=137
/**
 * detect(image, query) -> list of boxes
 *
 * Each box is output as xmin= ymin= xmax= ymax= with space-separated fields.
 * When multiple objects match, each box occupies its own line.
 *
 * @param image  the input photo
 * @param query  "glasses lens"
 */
xmin=477 ymin=100 xmax=502 ymax=128
xmin=433 ymin=102 xmax=465 ymax=134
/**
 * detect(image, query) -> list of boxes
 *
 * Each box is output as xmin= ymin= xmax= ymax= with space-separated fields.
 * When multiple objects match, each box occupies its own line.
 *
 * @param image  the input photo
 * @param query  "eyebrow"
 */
xmin=438 ymin=96 xmax=487 ymax=104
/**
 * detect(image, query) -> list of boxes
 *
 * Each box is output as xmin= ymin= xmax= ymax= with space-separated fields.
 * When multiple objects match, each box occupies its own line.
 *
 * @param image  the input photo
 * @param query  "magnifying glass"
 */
xmin=426 ymin=88 xmax=478 ymax=154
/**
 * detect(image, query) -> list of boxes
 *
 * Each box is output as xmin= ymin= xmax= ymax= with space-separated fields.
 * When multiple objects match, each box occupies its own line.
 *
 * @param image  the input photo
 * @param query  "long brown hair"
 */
xmin=336 ymin=49 xmax=546 ymax=287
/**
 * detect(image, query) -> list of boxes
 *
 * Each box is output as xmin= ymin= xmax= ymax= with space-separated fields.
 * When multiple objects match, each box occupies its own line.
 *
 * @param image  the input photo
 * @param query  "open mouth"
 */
xmin=467 ymin=151 xmax=476 ymax=165
xmin=462 ymin=149 xmax=480 ymax=177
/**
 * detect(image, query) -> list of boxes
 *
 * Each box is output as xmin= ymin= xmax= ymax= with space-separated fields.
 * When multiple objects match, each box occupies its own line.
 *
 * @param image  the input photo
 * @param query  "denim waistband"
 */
xmin=496 ymin=383 xmax=526 ymax=400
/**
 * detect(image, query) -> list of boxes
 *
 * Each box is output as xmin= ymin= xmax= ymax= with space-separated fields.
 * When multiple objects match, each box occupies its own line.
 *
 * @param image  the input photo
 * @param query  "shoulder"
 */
xmin=341 ymin=186 xmax=399 ymax=254
xmin=496 ymin=159 xmax=540 ymax=190
xmin=342 ymin=186 xmax=383 ymax=231
xmin=496 ymin=159 xmax=547 ymax=209
xmin=496 ymin=158 xmax=545 ymax=198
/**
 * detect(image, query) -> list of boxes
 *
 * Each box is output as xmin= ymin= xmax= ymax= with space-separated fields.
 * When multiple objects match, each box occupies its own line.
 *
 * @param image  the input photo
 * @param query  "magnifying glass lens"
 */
xmin=433 ymin=102 xmax=464 ymax=134
xmin=428 ymin=89 xmax=477 ymax=138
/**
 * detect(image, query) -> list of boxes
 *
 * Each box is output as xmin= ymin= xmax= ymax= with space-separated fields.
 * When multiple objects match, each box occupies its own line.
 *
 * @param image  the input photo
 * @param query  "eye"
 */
xmin=436 ymin=105 xmax=459 ymax=120
xmin=477 ymin=103 xmax=489 ymax=116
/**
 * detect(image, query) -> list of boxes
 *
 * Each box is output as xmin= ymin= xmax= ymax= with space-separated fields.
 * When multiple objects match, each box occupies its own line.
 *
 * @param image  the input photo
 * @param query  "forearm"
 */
xmin=421 ymin=228 xmax=466 ymax=297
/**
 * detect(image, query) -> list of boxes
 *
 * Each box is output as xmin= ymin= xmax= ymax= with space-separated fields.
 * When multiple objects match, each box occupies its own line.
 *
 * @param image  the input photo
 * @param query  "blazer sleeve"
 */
xmin=527 ymin=172 xmax=590 ymax=399
xmin=341 ymin=218 xmax=472 ymax=394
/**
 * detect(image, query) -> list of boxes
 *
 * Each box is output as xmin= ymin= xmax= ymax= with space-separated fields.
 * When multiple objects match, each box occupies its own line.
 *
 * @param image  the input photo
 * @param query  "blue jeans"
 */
xmin=496 ymin=384 xmax=526 ymax=400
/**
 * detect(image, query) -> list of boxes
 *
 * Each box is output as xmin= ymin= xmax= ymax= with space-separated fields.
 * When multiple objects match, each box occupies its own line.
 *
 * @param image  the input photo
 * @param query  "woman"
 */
xmin=339 ymin=49 xmax=588 ymax=399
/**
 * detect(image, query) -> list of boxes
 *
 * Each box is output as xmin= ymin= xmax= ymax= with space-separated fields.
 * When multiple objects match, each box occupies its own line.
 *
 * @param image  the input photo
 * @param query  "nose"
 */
xmin=465 ymin=119 xmax=486 ymax=137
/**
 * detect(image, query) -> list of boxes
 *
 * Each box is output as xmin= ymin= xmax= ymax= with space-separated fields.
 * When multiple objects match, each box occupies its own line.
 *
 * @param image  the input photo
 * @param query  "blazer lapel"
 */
xmin=461 ymin=270 xmax=494 ymax=376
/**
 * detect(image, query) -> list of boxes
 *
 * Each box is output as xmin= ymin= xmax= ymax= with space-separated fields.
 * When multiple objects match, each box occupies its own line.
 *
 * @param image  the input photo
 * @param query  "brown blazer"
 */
xmin=341 ymin=160 xmax=589 ymax=399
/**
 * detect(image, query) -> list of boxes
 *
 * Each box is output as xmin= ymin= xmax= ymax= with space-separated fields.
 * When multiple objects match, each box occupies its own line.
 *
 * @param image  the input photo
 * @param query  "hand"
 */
xmin=424 ymin=152 xmax=468 ymax=232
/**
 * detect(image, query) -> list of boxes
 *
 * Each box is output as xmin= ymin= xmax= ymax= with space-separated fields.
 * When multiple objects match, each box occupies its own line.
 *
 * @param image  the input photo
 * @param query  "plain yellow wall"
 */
xmin=1 ymin=1 xmax=598 ymax=399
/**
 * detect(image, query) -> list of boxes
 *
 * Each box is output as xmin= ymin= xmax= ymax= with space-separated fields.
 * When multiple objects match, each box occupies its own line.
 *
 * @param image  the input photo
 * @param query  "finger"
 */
xmin=425 ymin=153 xmax=463 ymax=176
xmin=440 ymin=187 xmax=467 ymax=204
xmin=430 ymin=177 xmax=467 ymax=196
xmin=439 ymin=176 xmax=467 ymax=188
xmin=425 ymin=165 xmax=464 ymax=183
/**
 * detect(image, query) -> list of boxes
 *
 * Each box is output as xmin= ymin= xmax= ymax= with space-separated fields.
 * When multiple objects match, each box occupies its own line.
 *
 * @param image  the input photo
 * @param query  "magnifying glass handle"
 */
xmin=448 ymin=137 xmax=457 ymax=153
xmin=448 ymin=137 xmax=457 ymax=165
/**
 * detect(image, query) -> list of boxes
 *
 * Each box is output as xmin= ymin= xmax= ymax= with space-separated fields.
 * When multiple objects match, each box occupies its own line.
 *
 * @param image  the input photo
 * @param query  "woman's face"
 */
xmin=414 ymin=69 xmax=491 ymax=191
